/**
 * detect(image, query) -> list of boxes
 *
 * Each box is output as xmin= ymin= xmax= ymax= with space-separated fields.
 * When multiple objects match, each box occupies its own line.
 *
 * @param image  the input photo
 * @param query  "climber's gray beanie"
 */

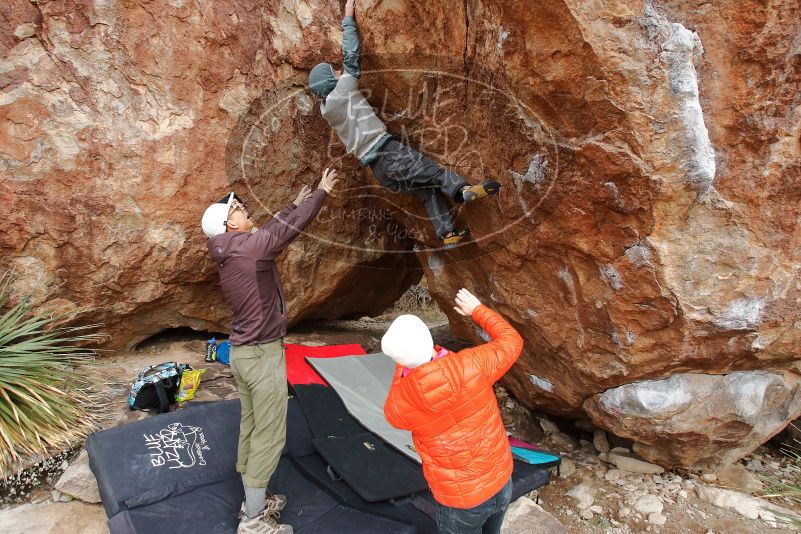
xmin=308 ymin=63 xmax=338 ymax=99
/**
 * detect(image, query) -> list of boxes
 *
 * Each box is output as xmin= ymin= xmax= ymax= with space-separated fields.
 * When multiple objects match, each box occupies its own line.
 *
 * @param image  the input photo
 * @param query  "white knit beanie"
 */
xmin=381 ymin=315 xmax=434 ymax=369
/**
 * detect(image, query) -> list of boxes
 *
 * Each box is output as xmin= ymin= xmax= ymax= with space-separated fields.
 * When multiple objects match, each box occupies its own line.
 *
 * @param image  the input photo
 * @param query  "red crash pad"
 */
xmin=284 ymin=343 xmax=366 ymax=386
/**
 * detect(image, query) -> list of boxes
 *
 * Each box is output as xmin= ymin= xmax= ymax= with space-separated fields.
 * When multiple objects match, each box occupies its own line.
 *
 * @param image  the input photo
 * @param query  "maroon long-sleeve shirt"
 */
xmin=207 ymin=189 xmax=327 ymax=345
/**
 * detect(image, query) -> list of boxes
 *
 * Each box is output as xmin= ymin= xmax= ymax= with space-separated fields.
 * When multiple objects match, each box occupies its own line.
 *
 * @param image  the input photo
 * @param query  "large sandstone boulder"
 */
xmin=0 ymin=0 xmax=420 ymax=350
xmin=583 ymin=371 xmax=801 ymax=468
xmin=1 ymin=1 xmax=799 ymax=468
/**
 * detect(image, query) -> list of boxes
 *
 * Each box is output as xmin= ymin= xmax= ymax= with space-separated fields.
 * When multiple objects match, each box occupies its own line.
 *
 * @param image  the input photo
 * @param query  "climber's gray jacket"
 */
xmin=207 ymin=190 xmax=327 ymax=345
xmin=320 ymin=16 xmax=391 ymax=166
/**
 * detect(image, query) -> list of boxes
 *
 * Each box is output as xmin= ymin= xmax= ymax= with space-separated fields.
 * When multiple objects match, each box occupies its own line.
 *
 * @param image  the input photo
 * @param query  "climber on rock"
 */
xmin=200 ymin=168 xmax=339 ymax=534
xmin=383 ymin=288 xmax=524 ymax=534
xmin=308 ymin=0 xmax=500 ymax=248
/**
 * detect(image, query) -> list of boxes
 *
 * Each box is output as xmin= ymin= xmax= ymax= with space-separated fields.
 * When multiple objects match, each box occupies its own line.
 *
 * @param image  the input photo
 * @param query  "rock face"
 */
xmin=1 ymin=1 xmax=799 ymax=467
xmin=0 ymin=0 xmax=420 ymax=350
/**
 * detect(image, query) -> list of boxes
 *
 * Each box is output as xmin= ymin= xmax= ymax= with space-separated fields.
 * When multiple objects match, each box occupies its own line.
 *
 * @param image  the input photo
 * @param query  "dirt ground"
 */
xmin=2 ymin=304 xmax=800 ymax=533
xmin=533 ymin=447 xmax=799 ymax=534
xmin=499 ymin=389 xmax=801 ymax=534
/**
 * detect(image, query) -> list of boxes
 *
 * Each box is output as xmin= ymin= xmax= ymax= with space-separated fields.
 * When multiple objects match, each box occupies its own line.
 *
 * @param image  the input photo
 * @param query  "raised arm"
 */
xmin=253 ymin=168 xmax=339 ymax=258
xmin=341 ymin=0 xmax=361 ymax=79
xmin=453 ymin=289 xmax=524 ymax=384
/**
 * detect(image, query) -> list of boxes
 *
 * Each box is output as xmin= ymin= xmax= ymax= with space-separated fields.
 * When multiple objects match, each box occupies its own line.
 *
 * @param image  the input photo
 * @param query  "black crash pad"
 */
xmin=312 ymin=433 xmax=429 ymax=502
xmin=410 ymin=460 xmax=552 ymax=520
xmin=107 ymin=474 xmax=244 ymax=534
xmin=292 ymin=453 xmax=437 ymax=534
xmin=294 ymin=384 xmax=430 ymax=502
xmin=293 ymin=384 xmax=365 ymax=438
xmin=93 ymin=396 xmax=419 ymax=534
xmin=86 ymin=399 xmax=241 ymax=518
xmin=509 ymin=458 xmax=552 ymax=500
xmin=287 ymin=395 xmax=436 ymax=533
xmin=108 ymin=458 xmax=414 ymax=534
xmin=271 ymin=457 xmax=415 ymax=533
xmin=285 ymin=394 xmax=317 ymax=457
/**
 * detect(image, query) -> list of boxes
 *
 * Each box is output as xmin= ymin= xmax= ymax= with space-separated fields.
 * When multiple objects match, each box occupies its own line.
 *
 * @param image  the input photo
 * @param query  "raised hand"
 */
xmin=345 ymin=0 xmax=355 ymax=17
xmin=318 ymin=167 xmax=339 ymax=194
xmin=293 ymin=184 xmax=312 ymax=206
xmin=453 ymin=288 xmax=482 ymax=317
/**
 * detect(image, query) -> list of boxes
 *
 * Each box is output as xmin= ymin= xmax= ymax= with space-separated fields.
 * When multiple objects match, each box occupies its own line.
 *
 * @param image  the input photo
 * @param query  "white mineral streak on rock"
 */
xmin=511 ymin=154 xmax=547 ymax=187
xmin=650 ymin=8 xmax=716 ymax=193
xmin=599 ymin=375 xmax=692 ymax=416
xmin=530 ymin=375 xmax=555 ymax=392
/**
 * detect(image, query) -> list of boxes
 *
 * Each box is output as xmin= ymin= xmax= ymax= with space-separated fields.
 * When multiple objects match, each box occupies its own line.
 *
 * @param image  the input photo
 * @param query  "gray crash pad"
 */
xmin=307 ymin=353 xmax=420 ymax=463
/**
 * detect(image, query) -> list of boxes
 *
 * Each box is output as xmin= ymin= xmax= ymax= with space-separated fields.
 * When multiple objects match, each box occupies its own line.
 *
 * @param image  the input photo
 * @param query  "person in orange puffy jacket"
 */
xmin=383 ymin=288 xmax=524 ymax=534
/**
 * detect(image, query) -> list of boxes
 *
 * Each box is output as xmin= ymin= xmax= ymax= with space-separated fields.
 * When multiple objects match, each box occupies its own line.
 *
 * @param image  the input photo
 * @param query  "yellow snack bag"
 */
xmin=175 ymin=369 xmax=206 ymax=403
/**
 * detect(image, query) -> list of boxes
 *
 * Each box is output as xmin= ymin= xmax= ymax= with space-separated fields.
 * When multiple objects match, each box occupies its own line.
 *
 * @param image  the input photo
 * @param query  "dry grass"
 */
xmin=379 ymin=283 xmax=445 ymax=323
xmin=761 ymin=427 xmax=801 ymax=526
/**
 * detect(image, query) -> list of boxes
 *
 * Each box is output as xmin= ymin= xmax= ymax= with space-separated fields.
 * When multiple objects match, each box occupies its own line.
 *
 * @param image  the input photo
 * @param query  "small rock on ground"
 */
xmin=559 ymin=457 xmax=576 ymax=478
xmin=539 ymin=418 xmax=560 ymax=435
xmin=566 ymin=482 xmax=595 ymax=510
xmin=609 ymin=452 xmax=664 ymax=475
xmin=696 ymin=484 xmax=799 ymax=528
xmin=0 ymin=500 xmax=107 ymax=534
xmin=634 ymin=494 xmax=664 ymax=514
xmin=501 ymin=496 xmax=567 ymax=534
xmin=54 ymin=449 xmax=101 ymax=504
xmin=593 ymin=430 xmax=610 ymax=454
xmin=550 ymin=432 xmax=578 ymax=451
xmin=714 ymin=463 xmax=764 ymax=492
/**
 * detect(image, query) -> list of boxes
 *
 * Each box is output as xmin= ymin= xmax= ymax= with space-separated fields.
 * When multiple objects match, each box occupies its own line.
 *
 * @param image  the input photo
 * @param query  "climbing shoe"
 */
xmin=460 ymin=180 xmax=501 ymax=203
xmin=441 ymin=228 xmax=470 ymax=249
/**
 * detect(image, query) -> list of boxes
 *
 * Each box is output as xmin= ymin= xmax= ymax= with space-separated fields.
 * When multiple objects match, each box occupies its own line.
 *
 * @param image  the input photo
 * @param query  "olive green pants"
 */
xmin=230 ymin=339 xmax=287 ymax=488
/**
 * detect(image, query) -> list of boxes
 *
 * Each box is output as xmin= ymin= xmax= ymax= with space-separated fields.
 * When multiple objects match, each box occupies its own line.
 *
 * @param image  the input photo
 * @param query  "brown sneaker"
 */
xmin=264 ymin=493 xmax=287 ymax=513
xmin=461 ymin=181 xmax=501 ymax=202
xmin=237 ymin=510 xmax=293 ymax=534
xmin=239 ymin=493 xmax=287 ymax=517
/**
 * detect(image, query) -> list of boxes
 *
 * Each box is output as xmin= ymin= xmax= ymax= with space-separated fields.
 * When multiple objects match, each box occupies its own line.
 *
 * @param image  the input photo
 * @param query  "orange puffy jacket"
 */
xmin=383 ymin=304 xmax=524 ymax=509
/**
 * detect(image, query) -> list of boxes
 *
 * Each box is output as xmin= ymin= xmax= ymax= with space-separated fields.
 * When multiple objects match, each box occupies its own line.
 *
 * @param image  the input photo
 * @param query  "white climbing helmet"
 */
xmin=201 ymin=192 xmax=237 ymax=238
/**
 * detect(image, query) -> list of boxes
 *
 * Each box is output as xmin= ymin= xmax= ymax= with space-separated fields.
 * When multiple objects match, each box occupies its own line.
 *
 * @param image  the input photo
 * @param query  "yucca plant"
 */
xmin=760 ymin=428 xmax=801 ymax=526
xmin=0 ymin=273 xmax=105 ymax=476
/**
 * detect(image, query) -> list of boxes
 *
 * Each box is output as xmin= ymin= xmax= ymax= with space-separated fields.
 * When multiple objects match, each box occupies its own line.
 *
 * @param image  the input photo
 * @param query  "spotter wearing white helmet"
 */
xmin=201 ymin=193 xmax=252 ymax=237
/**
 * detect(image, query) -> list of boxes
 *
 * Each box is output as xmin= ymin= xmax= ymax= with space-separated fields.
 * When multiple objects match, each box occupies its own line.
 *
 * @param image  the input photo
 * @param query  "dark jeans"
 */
xmin=436 ymin=478 xmax=513 ymax=534
xmin=369 ymin=138 xmax=468 ymax=238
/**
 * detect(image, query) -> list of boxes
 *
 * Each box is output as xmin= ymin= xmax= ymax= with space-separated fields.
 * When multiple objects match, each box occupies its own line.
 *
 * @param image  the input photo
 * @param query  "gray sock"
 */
xmin=244 ymin=484 xmax=266 ymax=519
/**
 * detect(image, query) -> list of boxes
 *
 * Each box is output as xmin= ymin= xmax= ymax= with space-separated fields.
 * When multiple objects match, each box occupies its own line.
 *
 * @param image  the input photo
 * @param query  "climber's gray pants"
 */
xmin=369 ymin=138 xmax=467 ymax=238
